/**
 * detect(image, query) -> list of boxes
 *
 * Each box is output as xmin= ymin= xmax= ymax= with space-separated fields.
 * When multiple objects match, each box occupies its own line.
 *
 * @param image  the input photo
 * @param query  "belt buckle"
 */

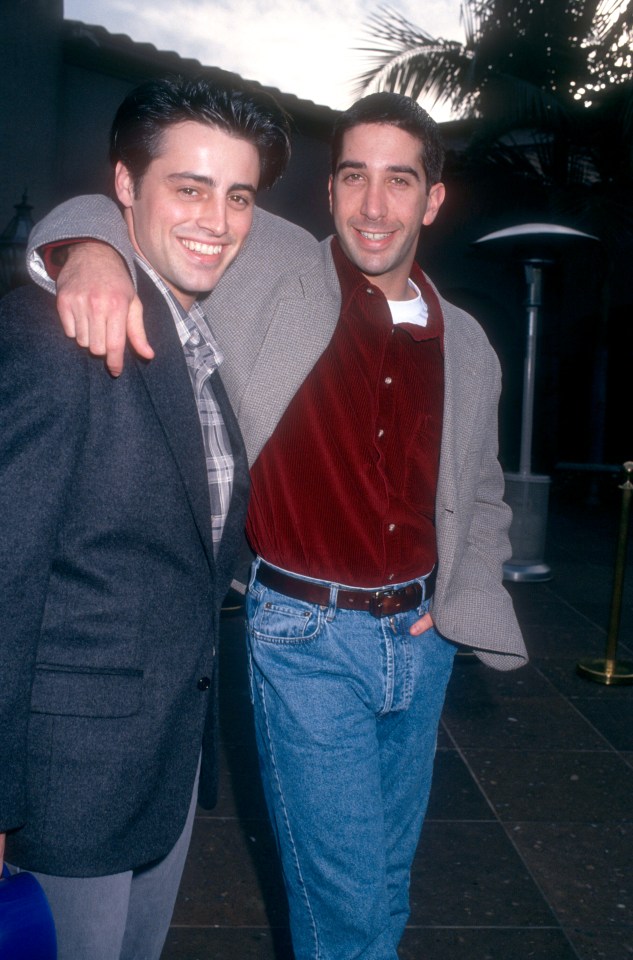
xmin=369 ymin=588 xmax=395 ymax=618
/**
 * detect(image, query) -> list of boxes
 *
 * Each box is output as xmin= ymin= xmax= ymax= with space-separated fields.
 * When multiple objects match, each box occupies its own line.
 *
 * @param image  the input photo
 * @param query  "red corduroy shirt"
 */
xmin=246 ymin=237 xmax=445 ymax=588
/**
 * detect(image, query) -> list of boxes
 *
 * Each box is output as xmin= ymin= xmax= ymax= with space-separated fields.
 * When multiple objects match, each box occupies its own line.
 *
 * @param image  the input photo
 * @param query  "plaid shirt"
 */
xmin=136 ymin=258 xmax=234 ymax=554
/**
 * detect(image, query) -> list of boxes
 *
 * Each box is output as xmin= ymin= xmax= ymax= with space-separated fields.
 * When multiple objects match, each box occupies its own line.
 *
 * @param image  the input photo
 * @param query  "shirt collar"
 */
xmin=134 ymin=255 xmax=224 ymax=366
xmin=330 ymin=236 xmax=444 ymax=347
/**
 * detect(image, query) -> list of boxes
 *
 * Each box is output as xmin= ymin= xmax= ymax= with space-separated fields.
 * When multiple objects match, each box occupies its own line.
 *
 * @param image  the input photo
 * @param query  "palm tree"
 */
xmin=356 ymin=1 xmax=633 ymax=130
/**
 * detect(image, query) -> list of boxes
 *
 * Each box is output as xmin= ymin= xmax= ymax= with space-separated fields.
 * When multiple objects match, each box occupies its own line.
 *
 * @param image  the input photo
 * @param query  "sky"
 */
xmin=64 ymin=1 xmax=465 ymax=120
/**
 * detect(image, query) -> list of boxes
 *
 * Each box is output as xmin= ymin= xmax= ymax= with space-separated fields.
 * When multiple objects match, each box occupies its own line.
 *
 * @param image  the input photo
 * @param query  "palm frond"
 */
xmin=355 ymin=5 xmax=476 ymax=115
xmin=356 ymin=46 xmax=476 ymax=114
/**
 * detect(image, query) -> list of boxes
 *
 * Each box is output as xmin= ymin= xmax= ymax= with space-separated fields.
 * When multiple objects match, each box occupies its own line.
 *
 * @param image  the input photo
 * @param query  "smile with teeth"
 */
xmin=181 ymin=239 xmax=223 ymax=255
xmin=358 ymin=229 xmax=392 ymax=241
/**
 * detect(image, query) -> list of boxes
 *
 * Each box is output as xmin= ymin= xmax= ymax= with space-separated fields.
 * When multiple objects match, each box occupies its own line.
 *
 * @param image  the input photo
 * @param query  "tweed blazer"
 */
xmin=0 ymin=273 xmax=249 ymax=876
xmin=28 ymin=199 xmax=526 ymax=670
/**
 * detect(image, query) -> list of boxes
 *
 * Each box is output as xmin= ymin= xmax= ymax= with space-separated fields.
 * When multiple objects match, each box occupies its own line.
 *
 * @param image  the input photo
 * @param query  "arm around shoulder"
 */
xmin=27 ymin=195 xmax=136 ymax=291
xmin=26 ymin=195 xmax=150 ymax=375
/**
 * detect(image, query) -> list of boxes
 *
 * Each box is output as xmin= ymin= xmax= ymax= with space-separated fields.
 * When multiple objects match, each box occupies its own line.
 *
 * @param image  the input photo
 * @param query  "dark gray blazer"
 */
xmin=0 ymin=272 xmax=249 ymax=876
xmin=27 ymin=199 xmax=526 ymax=671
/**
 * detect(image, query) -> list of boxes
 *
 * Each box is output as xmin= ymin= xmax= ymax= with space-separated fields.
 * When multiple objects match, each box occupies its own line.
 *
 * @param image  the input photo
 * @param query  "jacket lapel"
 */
xmin=208 ymin=370 xmax=250 ymax=597
xmin=134 ymin=274 xmax=217 ymax=570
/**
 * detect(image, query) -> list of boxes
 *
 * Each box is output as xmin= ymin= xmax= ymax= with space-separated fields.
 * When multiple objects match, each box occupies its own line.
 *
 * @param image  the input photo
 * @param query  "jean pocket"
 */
xmin=248 ymin=588 xmax=323 ymax=646
xmin=416 ymin=596 xmax=432 ymax=618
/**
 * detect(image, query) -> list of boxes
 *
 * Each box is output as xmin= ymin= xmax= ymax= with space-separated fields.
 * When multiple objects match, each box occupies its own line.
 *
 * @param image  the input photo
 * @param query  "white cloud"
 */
xmin=64 ymin=0 xmax=464 ymax=116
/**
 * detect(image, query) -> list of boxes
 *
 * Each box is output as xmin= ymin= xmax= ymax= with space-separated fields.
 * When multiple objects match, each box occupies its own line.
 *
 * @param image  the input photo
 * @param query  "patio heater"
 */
xmin=473 ymin=224 xmax=599 ymax=582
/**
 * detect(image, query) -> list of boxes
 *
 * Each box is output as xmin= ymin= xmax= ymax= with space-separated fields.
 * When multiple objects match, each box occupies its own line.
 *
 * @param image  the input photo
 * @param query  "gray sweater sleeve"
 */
xmin=26 ymin=195 xmax=137 ymax=292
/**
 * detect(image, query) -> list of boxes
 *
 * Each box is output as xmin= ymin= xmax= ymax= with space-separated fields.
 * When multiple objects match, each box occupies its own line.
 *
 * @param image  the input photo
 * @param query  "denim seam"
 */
xmin=379 ymin=619 xmax=395 ymax=716
xmin=401 ymin=631 xmax=414 ymax=709
xmin=254 ymin=667 xmax=320 ymax=960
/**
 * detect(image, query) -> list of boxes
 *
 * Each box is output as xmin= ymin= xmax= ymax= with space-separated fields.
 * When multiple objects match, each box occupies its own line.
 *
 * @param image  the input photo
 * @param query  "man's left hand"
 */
xmin=409 ymin=612 xmax=434 ymax=636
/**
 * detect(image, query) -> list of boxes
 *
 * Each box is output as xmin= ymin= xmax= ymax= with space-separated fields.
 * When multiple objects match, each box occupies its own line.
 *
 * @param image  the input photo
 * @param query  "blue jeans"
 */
xmin=246 ymin=561 xmax=456 ymax=960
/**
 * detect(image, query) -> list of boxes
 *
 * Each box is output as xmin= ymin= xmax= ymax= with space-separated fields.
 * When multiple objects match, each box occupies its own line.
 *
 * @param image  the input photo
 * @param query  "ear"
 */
xmin=422 ymin=182 xmax=445 ymax=226
xmin=327 ymin=175 xmax=334 ymax=216
xmin=114 ymin=162 xmax=135 ymax=208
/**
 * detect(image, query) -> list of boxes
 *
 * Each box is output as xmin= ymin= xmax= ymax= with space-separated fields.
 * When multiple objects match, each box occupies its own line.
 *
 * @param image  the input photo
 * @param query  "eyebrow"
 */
xmin=166 ymin=172 xmax=257 ymax=194
xmin=335 ymin=160 xmax=421 ymax=182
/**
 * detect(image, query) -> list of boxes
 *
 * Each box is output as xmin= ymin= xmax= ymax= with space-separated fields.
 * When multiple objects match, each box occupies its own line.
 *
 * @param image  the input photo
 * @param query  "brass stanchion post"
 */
xmin=577 ymin=461 xmax=633 ymax=685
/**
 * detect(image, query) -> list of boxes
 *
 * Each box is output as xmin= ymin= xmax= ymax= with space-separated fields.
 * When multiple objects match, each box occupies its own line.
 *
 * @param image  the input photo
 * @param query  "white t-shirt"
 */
xmin=387 ymin=278 xmax=428 ymax=327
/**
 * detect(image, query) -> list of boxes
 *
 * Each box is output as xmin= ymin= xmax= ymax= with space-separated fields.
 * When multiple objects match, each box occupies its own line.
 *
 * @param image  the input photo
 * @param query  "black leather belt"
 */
xmin=256 ymin=564 xmax=436 ymax=619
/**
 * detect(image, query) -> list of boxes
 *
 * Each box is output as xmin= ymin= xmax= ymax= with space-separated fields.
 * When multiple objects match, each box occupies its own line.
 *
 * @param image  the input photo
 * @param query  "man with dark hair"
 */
xmin=110 ymin=76 xmax=290 ymax=194
xmin=26 ymin=92 xmax=526 ymax=960
xmin=0 ymin=74 xmax=292 ymax=960
xmin=330 ymin=89 xmax=445 ymax=187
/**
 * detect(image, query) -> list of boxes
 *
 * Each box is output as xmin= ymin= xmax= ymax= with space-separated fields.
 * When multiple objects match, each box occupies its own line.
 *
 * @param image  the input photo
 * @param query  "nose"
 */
xmin=360 ymin=180 xmax=387 ymax=221
xmin=196 ymin=196 xmax=227 ymax=236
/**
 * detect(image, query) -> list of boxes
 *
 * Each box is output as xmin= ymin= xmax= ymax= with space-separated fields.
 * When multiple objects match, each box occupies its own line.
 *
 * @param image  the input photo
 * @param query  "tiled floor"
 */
xmin=163 ymin=490 xmax=633 ymax=959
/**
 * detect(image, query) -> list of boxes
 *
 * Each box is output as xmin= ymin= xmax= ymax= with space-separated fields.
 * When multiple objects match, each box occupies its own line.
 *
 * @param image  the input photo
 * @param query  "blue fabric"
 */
xmin=0 ymin=867 xmax=57 ymax=960
xmin=246 ymin=562 xmax=456 ymax=960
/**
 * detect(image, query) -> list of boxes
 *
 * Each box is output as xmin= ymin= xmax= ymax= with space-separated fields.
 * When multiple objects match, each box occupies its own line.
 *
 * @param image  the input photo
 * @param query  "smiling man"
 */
xmin=25 ymin=92 xmax=527 ymax=960
xmin=115 ymin=119 xmax=259 ymax=301
xmin=244 ymin=96 xmax=526 ymax=960
xmin=0 ymin=76 xmax=291 ymax=960
xmin=328 ymin=120 xmax=444 ymax=297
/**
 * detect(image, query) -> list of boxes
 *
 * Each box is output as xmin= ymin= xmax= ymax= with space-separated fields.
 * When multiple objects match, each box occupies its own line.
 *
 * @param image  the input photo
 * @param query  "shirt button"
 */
xmin=366 ymin=287 xmax=374 ymax=295
xmin=384 ymin=376 xmax=393 ymax=385
xmin=189 ymin=331 xmax=201 ymax=346
xmin=388 ymin=523 xmax=396 ymax=532
xmin=377 ymin=428 xmax=385 ymax=438
xmin=387 ymin=573 xmax=395 ymax=581
xmin=197 ymin=676 xmax=211 ymax=691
